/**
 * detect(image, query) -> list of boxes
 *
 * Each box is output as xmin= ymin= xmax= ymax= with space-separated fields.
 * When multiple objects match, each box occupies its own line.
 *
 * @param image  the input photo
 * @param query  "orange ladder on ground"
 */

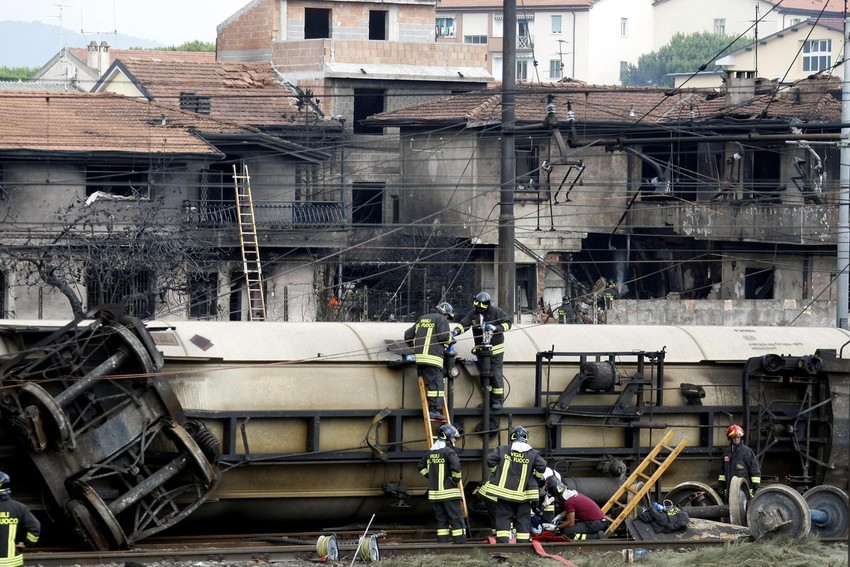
xmin=600 ymin=428 xmax=688 ymax=537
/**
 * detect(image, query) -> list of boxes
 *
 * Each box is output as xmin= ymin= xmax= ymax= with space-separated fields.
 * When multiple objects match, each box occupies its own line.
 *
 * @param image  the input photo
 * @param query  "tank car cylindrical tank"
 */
xmin=142 ymin=321 xmax=849 ymax=533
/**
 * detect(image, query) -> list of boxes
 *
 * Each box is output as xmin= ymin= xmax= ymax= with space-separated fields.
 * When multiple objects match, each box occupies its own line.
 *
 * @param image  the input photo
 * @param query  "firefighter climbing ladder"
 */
xmin=600 ymin=428 xmax=688 ymax=537
xmin=233 ymin=164 xmax=266 ymax=321
xmin=417 ymin=375 xmax=471 ymax=535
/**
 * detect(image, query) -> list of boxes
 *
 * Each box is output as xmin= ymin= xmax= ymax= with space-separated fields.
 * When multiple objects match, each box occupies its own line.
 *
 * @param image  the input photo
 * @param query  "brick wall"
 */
xmin=217 ymin=0 xmax=277 ymax=53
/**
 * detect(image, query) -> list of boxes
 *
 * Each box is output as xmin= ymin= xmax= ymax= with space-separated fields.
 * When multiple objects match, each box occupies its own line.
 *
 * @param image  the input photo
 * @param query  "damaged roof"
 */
xmin=93 ymin=59 xmax=331 ymax=129
xmin=367 ymin=80 xmax=841 ymax=129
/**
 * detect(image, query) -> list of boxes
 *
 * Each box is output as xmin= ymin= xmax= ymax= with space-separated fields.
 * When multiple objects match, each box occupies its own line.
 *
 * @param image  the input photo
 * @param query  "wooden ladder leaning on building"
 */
xmin=417 ymin=374 xmax=471 ymax=535
xmin=600 ymin=428 xmax=688 ymax=538
xmin=232 ymin=164 xmax=266 ymax=321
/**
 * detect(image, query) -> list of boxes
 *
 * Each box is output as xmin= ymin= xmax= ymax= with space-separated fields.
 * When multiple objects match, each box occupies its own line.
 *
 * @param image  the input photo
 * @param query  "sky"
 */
xmin=2 ymin=0 xmax=250 ymax=46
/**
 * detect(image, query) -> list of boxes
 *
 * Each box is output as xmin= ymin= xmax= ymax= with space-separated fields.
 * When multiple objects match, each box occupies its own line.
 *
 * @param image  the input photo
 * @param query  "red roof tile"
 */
xmin=109 ymin=59 xmax=322 ymax=128
xmin=370 ymin=81 xmax=840 ymax=127
xmin=0 ymin=91 xmax=244 ymax=155
xmin=68 ymin=47 xmax=217 ymax=65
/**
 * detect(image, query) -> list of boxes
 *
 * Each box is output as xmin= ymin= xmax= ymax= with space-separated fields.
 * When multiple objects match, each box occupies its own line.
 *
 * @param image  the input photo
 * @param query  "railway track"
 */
xmin=23 ymin=534 xmax=848 ymax=567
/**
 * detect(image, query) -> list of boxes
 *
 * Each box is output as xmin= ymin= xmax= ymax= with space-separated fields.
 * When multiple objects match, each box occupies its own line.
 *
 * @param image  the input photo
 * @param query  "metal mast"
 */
xmin=837 ymin=10 xmax=850 ymax=328
xmin=498 ymin=0 xmax=517 ymax=319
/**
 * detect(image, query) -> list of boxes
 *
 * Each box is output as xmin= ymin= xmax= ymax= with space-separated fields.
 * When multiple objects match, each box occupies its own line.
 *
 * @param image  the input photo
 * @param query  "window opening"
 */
xmin=86 ymin=163 xmax=150 ymax=199
xmin=369 ymin=10 xmax=387 ymax=40
xmin=803 ymin=39 xmax=831 ymax=72
xmin=436 ymin=17 xmax=456 ymax=38
xmin=744 ymin=267 xmax=774 ymax=299
xmin=189 ymin=272 xmax=218 ymax=318
xmin=353 ymin=88 xmax=385 ymax=134
xmin=87 ymin=267 xmax=154 ymax=318
xmin=352 ymin=182 xmax=384 ymax=224
xmin=305 ymin=8 xmax=331 ymax=39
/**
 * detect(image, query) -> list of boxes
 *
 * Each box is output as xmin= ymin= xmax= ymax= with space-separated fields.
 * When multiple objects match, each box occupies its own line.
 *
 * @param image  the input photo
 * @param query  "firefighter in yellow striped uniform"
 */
xmin=0 ymin=472 xmax=39 ymax=567
xmin=405 ymin=302 xmax=455 ymax=421
xmin=452 ymin=292 xmax=512 ymax=411
xmin=485 ymin=426 xmax=547 ymax=543
xmin=418 ymin=424 xmax=466 ymax=544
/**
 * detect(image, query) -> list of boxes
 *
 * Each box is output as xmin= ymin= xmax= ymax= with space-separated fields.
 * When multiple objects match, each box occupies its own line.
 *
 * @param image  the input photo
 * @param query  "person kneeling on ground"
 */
xmin=543 ymin=478 xmax=610 ymax=540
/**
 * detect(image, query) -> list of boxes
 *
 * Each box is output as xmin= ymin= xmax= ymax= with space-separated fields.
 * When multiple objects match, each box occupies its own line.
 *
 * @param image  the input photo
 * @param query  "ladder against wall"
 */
xmin=600 ymin=429 xmax=688 ymax=537
xmin=232 ymin=164 xmax=266 ymax=321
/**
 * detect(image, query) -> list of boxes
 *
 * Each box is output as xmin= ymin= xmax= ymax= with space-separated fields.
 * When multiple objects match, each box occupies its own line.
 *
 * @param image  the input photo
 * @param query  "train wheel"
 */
xmin=664 ymin=481 xmax=723 ymax=508
xmin=803 ymin=486 xmax=849 ymax=538
xmin=747 ymin=484 xmax=811 ymax=540
xmin=66 ymin=499 xmax=110 ymax=551
xmin=165 ymin=422 xmax=217 ymax=487
xmin=19 ymin=383 xmax=72 ymax=450
xmin=727 ymin=476 xmax=750 ymax=526
xmin=69 ymin=480 xmax=129 ymax=549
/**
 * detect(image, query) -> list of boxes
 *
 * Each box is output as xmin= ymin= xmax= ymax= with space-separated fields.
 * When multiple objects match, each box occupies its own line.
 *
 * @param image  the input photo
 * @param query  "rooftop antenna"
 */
xmin=52 ymin=0 xmax=66 ymax=54
xmin=79 ymin=0 xmax=118 ymax=37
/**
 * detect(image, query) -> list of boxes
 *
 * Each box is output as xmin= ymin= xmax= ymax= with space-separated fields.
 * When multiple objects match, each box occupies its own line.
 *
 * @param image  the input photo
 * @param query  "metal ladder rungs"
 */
xmin=233 ymin=164 xmax=266 ymax=321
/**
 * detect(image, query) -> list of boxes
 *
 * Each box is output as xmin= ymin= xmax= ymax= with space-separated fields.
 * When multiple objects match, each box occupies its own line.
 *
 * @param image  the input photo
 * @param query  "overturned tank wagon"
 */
xmin=143 ymin=321 xmax=849 ymax=534
xmin=0 ymin=317 xmax=847 ymax=547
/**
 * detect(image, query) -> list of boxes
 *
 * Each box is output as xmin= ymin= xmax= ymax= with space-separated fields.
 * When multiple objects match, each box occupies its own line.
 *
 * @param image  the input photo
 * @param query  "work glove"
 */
xmin=541 ymin=523 xmax=557 ymax=532
xmin=484 ymin=323 xmax=496 ymax=332
xmin=717 ymin=485 xmax=727 ymax=499
xmin=451 ymin=328 xmax=462 ymax=337
xmin=750 ymin=482 xmax=759 ymax=497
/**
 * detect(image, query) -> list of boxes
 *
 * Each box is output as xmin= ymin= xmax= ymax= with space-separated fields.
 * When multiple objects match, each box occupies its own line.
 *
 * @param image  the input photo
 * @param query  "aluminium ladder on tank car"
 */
xmin=233 ymin=164 xmax=266 ymax=321
xmin=600 ymin=428 xmax=688 ymax=537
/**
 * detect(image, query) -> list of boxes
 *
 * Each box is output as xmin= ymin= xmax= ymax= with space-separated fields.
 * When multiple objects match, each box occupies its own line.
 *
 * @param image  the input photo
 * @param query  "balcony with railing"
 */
xmin=517 ymin=34 xmax=533 ymax=50
xmin=182 ymin=199 xmax=348 ymax=246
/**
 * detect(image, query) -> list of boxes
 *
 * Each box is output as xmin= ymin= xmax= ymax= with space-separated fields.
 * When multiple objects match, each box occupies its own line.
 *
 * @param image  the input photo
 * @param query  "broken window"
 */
xmin=198 ymin=165 xmax=236 ymax=225
xmin=86 ymin=163 xmax=150 ymax=199
xmin=747 ymin=147 xmax=782 ymax=201
xmin=189 ymin=272 xmax=218 ymax=319
xmin=305 ymin=8 xmax=331 ymax=39
xmin=515 ymin=136 xmax=544 ymax=202
xmin=352 ymin=182 xmax=383 ymax=224
xmin=744 ymin=267 xmax=774 ymax=299
xmin=353 ymin=88 xmax=385 ymax=134
xmin=369 ymin=10 xmax=387 ymax=40
xmin=87 ymin=267 xmax=155 ymax=318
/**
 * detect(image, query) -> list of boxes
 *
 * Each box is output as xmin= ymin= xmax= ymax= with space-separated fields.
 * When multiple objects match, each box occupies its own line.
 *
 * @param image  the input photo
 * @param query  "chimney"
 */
xmin=98 ymin=41 xmax=110 ymax=76
xmin=87 ymin=41 xmax=99 ymax=69
xmin=725 ymin=70 xmax=756 ymax=106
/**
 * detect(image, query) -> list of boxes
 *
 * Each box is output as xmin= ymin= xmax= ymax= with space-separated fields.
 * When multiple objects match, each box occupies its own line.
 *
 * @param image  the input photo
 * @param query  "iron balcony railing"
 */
xmin=182 ymin=200 xmax=347 ymax=229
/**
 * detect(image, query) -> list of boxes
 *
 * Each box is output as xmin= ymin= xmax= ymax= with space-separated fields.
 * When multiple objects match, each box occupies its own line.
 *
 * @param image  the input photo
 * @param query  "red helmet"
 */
xmin=726 ymin=424 xmax=744 ymax=439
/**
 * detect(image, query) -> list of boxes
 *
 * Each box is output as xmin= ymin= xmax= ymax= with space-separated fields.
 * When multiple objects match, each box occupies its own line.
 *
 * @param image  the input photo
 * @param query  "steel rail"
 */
xmin=23 ymin=537 xmax=848 ymax=566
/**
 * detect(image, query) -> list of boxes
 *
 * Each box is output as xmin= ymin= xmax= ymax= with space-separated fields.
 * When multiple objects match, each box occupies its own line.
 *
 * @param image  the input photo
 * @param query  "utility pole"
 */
xmin=837 ymin=11 xmax=850 ymax=328
xmin=498 ymin=0 xmax=517 ymax=320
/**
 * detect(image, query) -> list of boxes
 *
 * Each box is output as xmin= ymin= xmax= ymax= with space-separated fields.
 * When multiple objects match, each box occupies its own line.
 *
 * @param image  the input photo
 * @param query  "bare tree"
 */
xmin=0 ymin=182 xmax=221 ymax=320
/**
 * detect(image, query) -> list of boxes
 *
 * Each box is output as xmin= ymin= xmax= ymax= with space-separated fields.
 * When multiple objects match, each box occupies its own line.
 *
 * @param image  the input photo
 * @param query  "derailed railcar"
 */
xmin=0 ymin=308 xmax=221 ymax=550
xmin=144 ymin=321 xmax=849 ymax=532
xmin=0 ymin=317 xmax=846 ymax=545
